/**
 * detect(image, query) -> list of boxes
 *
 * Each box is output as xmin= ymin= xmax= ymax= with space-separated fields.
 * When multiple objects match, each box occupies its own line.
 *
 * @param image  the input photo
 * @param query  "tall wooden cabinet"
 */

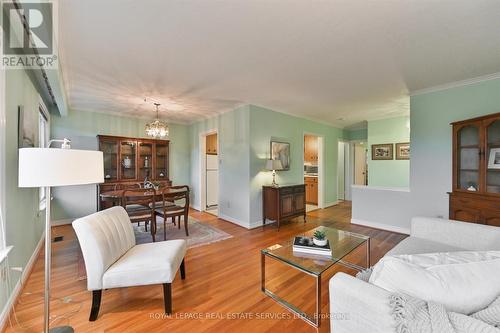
xmin=449 ymin=112 xmax=500 ymax=226
xmin=97 ymin=135 xmax=171 ymax=209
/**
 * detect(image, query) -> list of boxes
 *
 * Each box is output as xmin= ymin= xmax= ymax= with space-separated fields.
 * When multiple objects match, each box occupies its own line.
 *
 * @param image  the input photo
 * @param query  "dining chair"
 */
xmin=122 ymin=188 xmax=157 ymax=242
xmin=155 ymin=186 xmax=190 ymax=239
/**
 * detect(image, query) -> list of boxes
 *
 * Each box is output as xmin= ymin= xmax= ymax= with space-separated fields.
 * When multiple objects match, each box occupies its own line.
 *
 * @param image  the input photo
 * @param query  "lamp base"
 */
xmin=50 ymin=326 xmax=74 ymax=333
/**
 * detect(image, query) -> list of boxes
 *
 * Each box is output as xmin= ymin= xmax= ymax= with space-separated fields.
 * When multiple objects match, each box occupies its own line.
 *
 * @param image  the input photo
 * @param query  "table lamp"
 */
xmin=265 ymin=159 xmax=283 ymax=187
xmin=18 ymin=139 xmax=103 ymax=333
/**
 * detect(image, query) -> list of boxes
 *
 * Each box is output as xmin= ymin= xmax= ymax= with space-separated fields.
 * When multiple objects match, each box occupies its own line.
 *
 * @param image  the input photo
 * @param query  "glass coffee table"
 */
xmin=261 ymin=226 xmax=370 ymax=328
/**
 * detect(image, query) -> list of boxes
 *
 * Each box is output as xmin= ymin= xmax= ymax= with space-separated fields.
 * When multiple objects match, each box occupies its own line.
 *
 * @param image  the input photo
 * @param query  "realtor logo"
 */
xmin=1 ymin=0 xmax=57 ymax=68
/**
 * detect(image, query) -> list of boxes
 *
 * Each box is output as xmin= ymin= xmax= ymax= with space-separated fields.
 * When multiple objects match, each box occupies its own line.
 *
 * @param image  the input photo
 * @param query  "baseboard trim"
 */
xmin=51 ymin=218 xmax=73 ymax=226
xmin=190 ymin=204 xmax=201 ymax=211
xmin=0 ymin=232 xmax=45 ymax=332
xmin=351 ymin=218 xmax=410 ymax=235
xmin=323 ymin=200 xmax=340 ymax=208
xmin=218 ymin=214 xmax=252 ymax=229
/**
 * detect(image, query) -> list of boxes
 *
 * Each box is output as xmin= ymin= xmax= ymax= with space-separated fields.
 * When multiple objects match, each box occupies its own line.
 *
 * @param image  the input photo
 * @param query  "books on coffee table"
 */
xmin=292 ymin=236 xmax=332 ymax=256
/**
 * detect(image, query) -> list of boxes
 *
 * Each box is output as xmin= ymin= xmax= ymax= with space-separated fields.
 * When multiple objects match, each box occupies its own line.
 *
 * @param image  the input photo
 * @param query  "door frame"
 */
xmin=199 ymin=129 xmax=219 ymax=214
xmin=303 ymin=132 xmax=324 ymax=209
xmin=345 ymin=140 xmax=367 ymax=200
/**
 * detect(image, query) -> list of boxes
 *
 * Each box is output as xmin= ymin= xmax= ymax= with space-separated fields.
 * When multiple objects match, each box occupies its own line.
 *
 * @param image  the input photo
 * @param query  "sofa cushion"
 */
xmin=103 ymin=239 xmax=187 ymax=289
xmin=386 ymin=237 xmax=465 ymax=256
xmin=369 ymin=251 xmax=500 ymax=314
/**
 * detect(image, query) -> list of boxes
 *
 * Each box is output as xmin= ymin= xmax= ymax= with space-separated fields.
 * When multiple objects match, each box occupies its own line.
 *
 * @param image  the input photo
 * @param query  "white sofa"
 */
xmin=73 ymin=206 xmax=187 ymax=321
xmin=329 ymin=217 xmax=500 ymax=333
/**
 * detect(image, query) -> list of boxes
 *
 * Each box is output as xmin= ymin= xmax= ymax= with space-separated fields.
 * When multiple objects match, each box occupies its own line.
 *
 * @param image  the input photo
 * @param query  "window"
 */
xmin=0 ymin=67 xmax=5 ymax=251
xmin=38 ymin=102 xmax=49 ymax=210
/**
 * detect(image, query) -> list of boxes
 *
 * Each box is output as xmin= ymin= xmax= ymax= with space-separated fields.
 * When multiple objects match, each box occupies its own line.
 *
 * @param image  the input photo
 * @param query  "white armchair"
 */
xmin=73 ymin=206 xmax=187 ymax=321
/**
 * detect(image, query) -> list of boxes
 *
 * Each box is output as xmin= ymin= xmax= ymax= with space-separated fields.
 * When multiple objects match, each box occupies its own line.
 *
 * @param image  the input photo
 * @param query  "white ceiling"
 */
xmin=59 ymin=0 xmax=500 ymax=127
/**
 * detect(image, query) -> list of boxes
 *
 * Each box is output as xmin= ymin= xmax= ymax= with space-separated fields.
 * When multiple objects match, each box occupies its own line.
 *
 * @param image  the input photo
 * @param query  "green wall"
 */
xmin=51 ymin=110 xmax=191 ymax=220
xmin=188 ymin=105 xmax=251 ymax=225
xmin=410 ymin=78 xmax=500 ymax=218
xmin=367 ymin=116 xmax=410 ymax=187
xmin=344 ymin=128 xmax=368 ymax=141
xmin=1 ymin=69 xmax=45 ymax=317
xmin=249 ymin=105 xmax=344 ymax=225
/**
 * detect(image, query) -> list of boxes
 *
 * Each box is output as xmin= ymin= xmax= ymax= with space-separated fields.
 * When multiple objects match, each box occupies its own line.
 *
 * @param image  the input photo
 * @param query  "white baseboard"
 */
xmin=218 ymin=214 xmax=252 ymax=229
xmin=249 ymin=219 xmax=276 ymax=229
xmin=190 ymin=204 xmax=201 ymax=211
xmin=323 ymin=200 xmax=340 ymax=208
xmin=0 ymin=232 xmax=45 ymax=331
xmin=351 ymin=218 xmax=410 ymax=235
xmin=51 ymin=218 xmax=73 ymax=226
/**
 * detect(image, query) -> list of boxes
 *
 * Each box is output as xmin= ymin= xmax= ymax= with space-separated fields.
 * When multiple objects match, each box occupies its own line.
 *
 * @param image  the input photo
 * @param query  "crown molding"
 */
xmin=410 ymin=72 xmax=500 ymax=96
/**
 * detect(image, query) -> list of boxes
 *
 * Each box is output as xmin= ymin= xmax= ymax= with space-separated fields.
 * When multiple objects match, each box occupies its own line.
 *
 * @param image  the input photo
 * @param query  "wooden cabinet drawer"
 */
xmin=294 ymin=185 xmax=305 ymax=193
xmin=280 ymin=187 xmax=293 ymax=195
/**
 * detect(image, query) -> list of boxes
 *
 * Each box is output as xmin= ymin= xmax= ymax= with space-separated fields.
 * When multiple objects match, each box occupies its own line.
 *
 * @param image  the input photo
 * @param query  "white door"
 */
xmin=354 ymin=143 xmax=367 ymax=185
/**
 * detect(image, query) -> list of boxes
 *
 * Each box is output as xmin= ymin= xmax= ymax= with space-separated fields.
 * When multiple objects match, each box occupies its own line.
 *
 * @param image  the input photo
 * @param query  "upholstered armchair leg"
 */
xmin=89 ymin=290 xmax=102 ymax=321
xmin=180 ymin=259 xmax=186 ymax=280
xmin=163 ymin=283 xmax=172 ymax=314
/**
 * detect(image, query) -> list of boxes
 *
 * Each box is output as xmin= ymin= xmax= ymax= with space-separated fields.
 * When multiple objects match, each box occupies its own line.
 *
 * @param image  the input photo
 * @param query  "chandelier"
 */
xmin=145 ymin=103 xmax=169 ymax=138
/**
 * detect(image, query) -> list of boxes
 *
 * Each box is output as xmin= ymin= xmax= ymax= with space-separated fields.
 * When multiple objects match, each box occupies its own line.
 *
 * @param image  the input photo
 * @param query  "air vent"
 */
xmin=53 ymin=236 xmax=64 ymax=243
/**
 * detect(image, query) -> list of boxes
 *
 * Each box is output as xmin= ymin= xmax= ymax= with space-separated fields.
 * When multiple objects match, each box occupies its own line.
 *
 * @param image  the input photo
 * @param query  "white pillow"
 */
xmin=369 ymin=251 xmax=500 ymax=314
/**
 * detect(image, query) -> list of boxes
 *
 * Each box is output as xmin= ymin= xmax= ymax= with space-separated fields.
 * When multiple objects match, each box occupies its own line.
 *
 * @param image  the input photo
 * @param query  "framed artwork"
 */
xmin=18 ymin=105 xmax=36 ymax=148
xmin=371 ymin=143 xmax=393 ymax=160
xmin=396 ymin=142 xmax=410 ymax=160
xmin=488 ymin=148 xmax=500 ymax=169
xmin=270 ymin=141 xmax=290 ymax=170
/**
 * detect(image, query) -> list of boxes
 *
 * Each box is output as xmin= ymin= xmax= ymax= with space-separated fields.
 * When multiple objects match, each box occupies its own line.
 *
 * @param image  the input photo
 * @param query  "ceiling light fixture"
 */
xmin=145 ymin=103 xmax=169 ymax=138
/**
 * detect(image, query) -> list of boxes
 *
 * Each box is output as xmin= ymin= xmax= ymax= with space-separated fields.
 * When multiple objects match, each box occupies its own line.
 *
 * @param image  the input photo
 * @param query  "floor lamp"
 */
xmin=18 ymin=140 xmax=103 ymax=333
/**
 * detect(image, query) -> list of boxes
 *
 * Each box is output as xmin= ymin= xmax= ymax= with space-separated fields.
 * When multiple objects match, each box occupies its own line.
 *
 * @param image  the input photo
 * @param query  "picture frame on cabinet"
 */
xmin=488 ymin=148 xmax=500 ymax=169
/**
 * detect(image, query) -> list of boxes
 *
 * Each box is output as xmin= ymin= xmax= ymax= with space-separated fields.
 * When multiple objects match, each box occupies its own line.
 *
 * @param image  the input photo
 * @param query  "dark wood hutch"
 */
xmin=449 ymin=112 xmax=500 ymax=226
xmin=97 ymin=135 xmax=171 ymax=209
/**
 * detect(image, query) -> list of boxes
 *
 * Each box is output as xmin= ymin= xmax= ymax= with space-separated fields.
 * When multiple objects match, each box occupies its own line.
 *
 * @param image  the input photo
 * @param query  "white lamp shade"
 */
xmin=265 ymin=159 xmax=283 ymax=171
xmin=19 ymin=148 xmax=104 ymax=187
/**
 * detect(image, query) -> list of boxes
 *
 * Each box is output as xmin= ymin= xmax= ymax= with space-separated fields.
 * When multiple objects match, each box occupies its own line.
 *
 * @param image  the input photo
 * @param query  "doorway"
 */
xmin=353 ymin=142 xmax=368 ymax=186
xmin=343 ymin=141 xmax=368 ymax=200
xmin=200 ymin=131 xmax=219 ymax=216
xmin=304 ymin=134 xmax=324 ymax=211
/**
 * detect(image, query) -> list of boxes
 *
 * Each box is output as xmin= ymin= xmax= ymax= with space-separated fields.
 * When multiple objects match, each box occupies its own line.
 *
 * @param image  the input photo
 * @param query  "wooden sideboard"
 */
xmin=262 ymin=184 xmax=306 ymax=229
xmin=449 ymin=112 xmax=500 ymax=226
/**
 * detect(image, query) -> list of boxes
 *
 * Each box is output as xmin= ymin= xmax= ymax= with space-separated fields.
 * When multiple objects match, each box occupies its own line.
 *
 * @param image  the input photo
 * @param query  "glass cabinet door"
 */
xmin=100 ymin=140 xmax=118 ymax=181
xmin=457 ymin=125 xmax=480 ymax=191
xmin=138 ymin=141 xmax=153 ymax=180
xmin=120 ymin=140 xmax=137 ymax=180
xmin=155 ymin=143 xmax=169 ymax=180
xmin=486 ymin=119 xmax=500 ymax=194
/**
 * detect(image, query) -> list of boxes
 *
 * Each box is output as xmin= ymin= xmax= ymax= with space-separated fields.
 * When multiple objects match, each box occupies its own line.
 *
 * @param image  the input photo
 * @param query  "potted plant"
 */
xmin=313 ymin=230 xmax=327 ymax=247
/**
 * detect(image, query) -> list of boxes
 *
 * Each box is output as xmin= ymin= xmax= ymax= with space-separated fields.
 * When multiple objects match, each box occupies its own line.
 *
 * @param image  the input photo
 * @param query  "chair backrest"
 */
xmin=72 ymin=206 xmax=136 ymax=290
xmin=122 ymin=188 xmax=156 ymax=209
xmin=161 ymin=185 xmax=189 ymax=209
xmin=114 ymin=182 xmax=142 ymax=190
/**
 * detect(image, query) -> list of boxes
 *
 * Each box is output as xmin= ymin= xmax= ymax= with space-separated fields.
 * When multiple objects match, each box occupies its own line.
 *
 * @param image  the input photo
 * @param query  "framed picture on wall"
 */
xmin=371 ymin=143 xmax=393 ymax=160
xmin=396 ymin=142 xmax=410 ymax=160
xmin=270 ymin=141 xmax=290 ymax=170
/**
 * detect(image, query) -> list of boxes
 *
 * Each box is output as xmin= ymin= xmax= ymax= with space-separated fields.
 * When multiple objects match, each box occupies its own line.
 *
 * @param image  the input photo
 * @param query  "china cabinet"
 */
xmin=449 ymin=112 xmax=500 ymax=226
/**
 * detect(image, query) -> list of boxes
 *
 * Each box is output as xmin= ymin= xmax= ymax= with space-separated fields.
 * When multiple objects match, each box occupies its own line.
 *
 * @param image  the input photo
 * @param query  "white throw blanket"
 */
xmin=390 ymin=294 xmax=500 ymax=333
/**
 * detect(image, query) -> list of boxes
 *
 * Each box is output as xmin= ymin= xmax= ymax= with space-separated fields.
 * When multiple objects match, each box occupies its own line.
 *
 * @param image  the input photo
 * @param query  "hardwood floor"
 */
xmin=2 ymin=201 xmax=406 ymax=333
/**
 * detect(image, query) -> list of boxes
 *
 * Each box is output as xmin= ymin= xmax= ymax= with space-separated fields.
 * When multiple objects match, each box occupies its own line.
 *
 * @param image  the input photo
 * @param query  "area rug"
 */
xmin=77 ymin=217 xmax=232 ymax=280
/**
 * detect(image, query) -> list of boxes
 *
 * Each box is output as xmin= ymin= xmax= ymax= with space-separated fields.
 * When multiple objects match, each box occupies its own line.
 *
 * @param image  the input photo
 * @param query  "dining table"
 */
xmin=99 ymin=187 xmax=188 ymax=209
